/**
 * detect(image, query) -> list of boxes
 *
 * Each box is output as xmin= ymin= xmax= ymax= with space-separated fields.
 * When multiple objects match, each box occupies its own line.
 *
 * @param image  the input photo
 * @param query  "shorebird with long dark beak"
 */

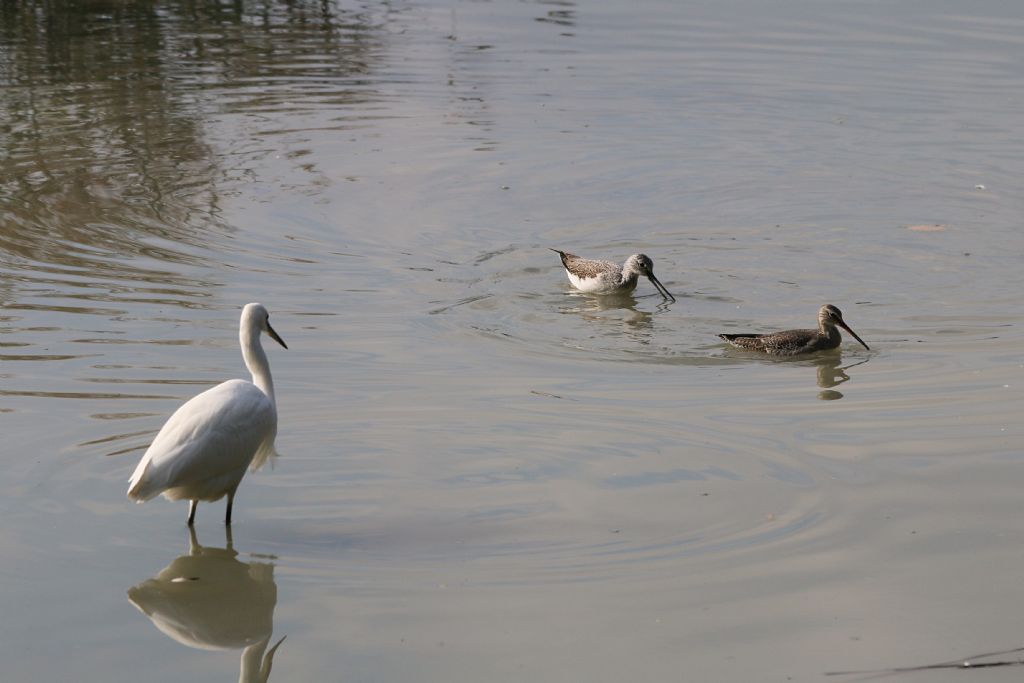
xmin=719 ymin=304 xmax=870 ymax=356
xmin=550 ymin=249 xmax=675 ymax=301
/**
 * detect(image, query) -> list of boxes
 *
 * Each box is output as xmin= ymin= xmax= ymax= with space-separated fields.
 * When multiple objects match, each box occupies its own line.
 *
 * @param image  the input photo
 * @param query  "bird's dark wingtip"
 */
xmin=720 ymin=333 xmax=762 ymax=343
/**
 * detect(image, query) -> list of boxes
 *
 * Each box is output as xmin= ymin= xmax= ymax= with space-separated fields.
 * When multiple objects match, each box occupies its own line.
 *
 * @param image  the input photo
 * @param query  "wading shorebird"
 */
xmin=128 ymin=303 xmax=287 ymax=526
xmin=719 ymin=304 xmax=870 ymax=356
xmin=550 ymin=249 xmax=675 ymax=301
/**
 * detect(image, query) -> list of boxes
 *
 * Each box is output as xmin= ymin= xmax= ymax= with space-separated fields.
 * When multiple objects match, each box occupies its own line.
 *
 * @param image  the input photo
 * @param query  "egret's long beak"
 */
xmin=647 ymin=273 xmax=676 ymax=302
xmin=267 ymin=323 xmax=288 ymax=349
xmin=838 ymin=321 xmax=869 ymax=350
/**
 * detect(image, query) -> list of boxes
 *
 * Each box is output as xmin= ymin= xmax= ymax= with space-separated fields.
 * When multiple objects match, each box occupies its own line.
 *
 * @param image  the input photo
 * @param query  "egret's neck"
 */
xmin=241 ymin=328 xmax=275 ymax=405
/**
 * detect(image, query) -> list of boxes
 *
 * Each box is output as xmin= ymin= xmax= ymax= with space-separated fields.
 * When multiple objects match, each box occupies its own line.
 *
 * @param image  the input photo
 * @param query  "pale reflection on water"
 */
xmin=554 ymin=292 xmax=656 ymax=346
xmin=128 ymin=527 xmax=285 ymax=683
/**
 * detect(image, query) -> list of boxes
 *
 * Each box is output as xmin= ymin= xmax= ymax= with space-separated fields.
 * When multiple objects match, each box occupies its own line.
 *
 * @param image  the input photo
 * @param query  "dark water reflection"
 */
xmin=128 ymin=527 xmax=284 ymax=683
xmin=0 ymin=0 xmax=386 ymax=287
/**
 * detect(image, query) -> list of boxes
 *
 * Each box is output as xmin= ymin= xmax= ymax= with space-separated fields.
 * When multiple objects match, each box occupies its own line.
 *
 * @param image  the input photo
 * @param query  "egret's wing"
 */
xmin=128 ymin=380 xmax=276 ymax=500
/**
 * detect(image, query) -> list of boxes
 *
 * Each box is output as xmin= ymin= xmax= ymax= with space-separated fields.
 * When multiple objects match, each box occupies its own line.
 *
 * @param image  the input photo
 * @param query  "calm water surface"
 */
xmin=2 ymin=0 xmax=1024 ymax=680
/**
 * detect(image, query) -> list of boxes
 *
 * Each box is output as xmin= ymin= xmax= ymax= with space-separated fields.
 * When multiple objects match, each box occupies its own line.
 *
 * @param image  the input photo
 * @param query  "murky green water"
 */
xmin=3 ymin=0 xmax=1024 ymax=680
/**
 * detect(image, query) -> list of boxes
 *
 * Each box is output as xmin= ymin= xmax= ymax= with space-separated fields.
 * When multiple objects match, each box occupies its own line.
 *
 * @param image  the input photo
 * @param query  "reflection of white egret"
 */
xmin=127 ymin=303 xmax=287 ymax=525
xmin=128 ymin=527 xmax=285 ymax=683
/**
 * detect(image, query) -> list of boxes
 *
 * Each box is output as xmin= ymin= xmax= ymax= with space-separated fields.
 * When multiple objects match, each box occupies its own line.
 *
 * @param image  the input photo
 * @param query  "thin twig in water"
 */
xmin=826 ymin=646 xmax=1024 ymax=680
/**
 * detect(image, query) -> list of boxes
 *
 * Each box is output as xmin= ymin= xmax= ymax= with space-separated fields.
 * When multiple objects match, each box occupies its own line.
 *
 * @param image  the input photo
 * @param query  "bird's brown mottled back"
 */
xmin=551 ymin=249 xmax=619 ymax=280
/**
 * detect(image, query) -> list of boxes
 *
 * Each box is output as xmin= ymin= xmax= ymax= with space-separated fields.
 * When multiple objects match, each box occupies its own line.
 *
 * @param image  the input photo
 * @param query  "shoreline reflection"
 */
xmin=127 ymin=527 xmax=285 ymax=683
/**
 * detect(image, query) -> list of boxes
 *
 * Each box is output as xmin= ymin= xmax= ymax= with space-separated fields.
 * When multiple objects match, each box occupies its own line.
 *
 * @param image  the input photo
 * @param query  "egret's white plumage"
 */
xmin=127 ymin=303 xmax=287 ymax=525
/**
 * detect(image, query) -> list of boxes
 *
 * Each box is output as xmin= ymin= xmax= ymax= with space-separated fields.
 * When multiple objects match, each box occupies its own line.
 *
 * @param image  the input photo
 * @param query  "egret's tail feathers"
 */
xmin=126 ymin=476 xmax=161 ymax=502
xmin=250 ymin=442 xmax=280 ymax=471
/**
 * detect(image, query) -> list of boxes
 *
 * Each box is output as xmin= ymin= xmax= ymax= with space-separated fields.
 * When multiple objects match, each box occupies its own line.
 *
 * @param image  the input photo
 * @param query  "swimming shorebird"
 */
xmin=550 ymin=249 xmax=675 ymax=301
xmin=719 ymin=304 xmax=870 ymax=356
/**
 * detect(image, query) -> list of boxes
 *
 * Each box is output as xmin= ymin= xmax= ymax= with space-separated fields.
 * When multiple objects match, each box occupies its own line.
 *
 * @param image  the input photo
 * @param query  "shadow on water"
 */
xmin=127 ymin=526 xmax=285 ymax=683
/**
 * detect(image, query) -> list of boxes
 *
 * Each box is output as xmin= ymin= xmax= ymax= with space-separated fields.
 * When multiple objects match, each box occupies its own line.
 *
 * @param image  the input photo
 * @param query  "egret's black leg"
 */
xmin=187 ymin=499 xmax=198 ymax=526
xmin=225 ymin=491 xmax=234 ymax=525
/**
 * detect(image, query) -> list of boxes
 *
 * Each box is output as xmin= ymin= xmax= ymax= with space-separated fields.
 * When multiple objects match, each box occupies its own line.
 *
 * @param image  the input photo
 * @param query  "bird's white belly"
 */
xmin=566 ymin=269 xmax=633 ymax=294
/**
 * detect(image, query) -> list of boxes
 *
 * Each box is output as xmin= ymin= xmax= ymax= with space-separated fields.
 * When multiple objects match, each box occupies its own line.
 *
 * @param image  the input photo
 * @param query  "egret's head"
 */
xmin=243 ymin=303 xmax=287 ymax=349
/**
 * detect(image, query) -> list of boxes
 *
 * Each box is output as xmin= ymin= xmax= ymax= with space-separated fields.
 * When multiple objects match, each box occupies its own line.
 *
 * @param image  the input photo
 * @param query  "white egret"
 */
xmin=127 ymin=303 xmax=287 ymax=525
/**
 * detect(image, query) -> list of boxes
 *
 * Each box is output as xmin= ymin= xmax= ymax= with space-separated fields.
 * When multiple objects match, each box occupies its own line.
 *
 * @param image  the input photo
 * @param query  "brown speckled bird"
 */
xmin=719 ymin=304 xmax=869 ymax=356
xmin=550 ymin=249 xmax=675 ymax=301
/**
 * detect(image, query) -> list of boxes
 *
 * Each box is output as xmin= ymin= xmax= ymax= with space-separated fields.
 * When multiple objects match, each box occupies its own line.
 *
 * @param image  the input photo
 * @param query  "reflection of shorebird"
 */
xmin=562 ymin=296 xmax=656 ymax=345
xmin=128 ymin=527 xmax=285 ymax=683
xmin=550 ymin=249 xmax=675 ymax=301
xmin=719 ymin=304 xmax=869 ymax=356
xmin=127 ymin=303 xmax=287 ymax=525
xmin=816 ymin=356 xmax=870 ymax=389
xmin=814 ymin=356 xmax=871 ymax=400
